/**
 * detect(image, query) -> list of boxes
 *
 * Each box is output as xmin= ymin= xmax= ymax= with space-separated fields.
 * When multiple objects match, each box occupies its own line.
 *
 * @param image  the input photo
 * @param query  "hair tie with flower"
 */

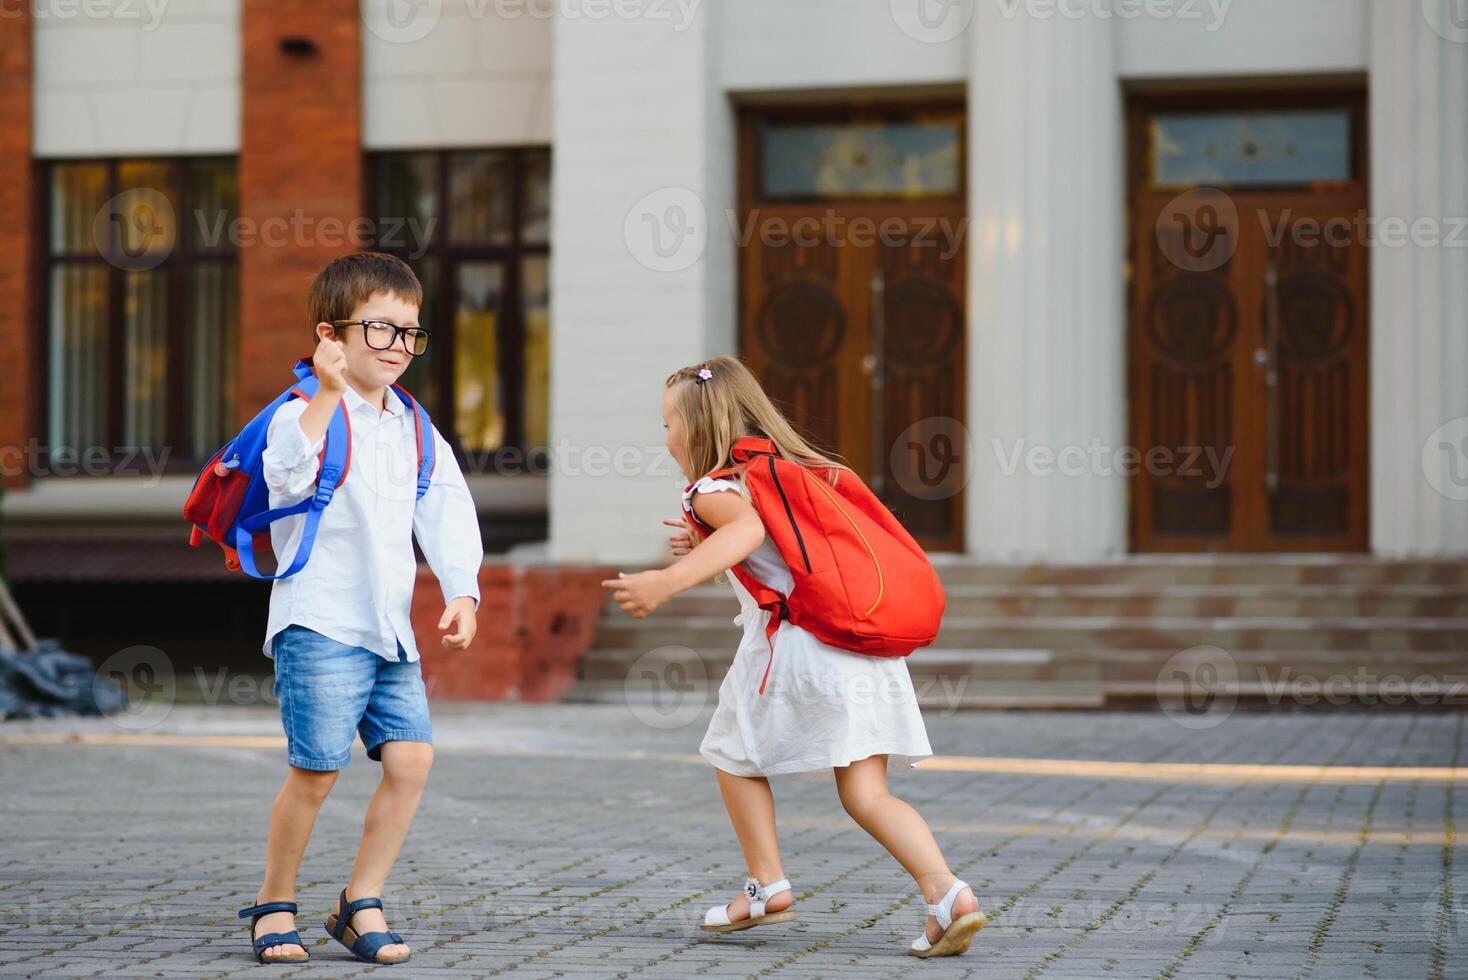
xmin=694 ymin=367 xmax=713 ymax=386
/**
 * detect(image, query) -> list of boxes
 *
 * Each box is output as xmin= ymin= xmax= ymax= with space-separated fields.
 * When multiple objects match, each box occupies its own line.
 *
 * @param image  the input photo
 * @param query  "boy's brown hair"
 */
xmin=308 ymin=251 xmax=423 ymax=332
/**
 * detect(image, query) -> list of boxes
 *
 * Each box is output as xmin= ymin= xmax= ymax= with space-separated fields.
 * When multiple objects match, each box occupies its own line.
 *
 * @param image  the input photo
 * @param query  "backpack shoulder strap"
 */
xmin=233 ymin=365 xmax=353 ymax=580
xmin=282 ymin=371 xmax=354 ymax=489
xmin=392 ymin=384 xmax=436 ymax=501
xmin=682 ymin=433 xmax=784 ymax=528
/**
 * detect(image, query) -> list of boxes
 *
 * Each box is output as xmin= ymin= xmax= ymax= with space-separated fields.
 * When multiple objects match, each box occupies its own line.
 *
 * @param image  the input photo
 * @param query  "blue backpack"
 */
xmin=183 ymin=358 xmax=436 ymax=579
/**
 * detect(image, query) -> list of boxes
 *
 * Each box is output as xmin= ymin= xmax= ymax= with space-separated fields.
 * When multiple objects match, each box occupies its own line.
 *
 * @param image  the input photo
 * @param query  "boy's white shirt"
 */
xmin=259 ymin=382 xmax=483 ymax=663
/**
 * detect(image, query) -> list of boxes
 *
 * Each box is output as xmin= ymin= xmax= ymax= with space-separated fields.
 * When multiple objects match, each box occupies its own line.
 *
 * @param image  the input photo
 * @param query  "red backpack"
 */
xmin=683 ymin=436 xmax=945 ymax=693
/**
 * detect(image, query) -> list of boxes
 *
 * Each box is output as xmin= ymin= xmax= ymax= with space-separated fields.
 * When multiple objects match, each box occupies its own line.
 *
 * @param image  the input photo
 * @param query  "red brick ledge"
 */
xmin=411 ymin=564 xmax=614 ymax=701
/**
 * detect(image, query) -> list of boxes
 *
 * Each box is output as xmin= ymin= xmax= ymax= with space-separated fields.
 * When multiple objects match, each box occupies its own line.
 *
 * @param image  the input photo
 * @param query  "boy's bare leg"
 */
xmin=714 ymin=768 xmax=794 ymax=919
xmin=253 ymin=766 xmax=340 ymax=960
xmin=342 ymin=741 xmax=434 ymax=959
xmin=833 ymin=755 xmax=980 ymax=944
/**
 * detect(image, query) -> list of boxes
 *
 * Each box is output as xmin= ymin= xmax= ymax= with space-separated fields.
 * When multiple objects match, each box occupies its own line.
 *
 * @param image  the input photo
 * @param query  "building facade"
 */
xmin=1 ymin=0 xmax=1465 ymax=577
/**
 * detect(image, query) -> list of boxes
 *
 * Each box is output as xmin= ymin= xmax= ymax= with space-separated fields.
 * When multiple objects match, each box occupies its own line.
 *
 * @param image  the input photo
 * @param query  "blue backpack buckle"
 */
xmin=313 ymin=465 xmax=343 ymax=508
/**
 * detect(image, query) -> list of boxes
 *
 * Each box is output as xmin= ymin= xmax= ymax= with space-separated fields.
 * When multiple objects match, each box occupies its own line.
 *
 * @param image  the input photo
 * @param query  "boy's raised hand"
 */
xmin=312 ymin=335 xmax=349 ymax=393
xmin=438 ymin=595 xmax=478 ymax=650
xmin=664 ymin=517 xmax=693 ymax=557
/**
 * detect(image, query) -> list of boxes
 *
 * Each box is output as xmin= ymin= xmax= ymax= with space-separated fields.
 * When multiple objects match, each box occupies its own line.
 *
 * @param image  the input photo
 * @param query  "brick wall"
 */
xmin=238 ymin=0 xmax=362 ymax=418
xmin=0 ymin=7 xmax=32 ymax=491
xmin=412 ymin=563 xmax=613 ymax=701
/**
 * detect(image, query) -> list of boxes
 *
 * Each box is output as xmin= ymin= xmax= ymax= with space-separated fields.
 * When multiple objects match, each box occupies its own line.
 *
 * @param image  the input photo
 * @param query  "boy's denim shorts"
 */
xmin=271 ymin=625 xmax=432 ymax=771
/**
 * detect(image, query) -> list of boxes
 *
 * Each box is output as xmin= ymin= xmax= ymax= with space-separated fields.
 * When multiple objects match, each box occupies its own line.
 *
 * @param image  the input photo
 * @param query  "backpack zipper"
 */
xmin=766 ymin=454 xmax=812 ymax=573
xmin=803 ymin=470 xmax=884 ymax=617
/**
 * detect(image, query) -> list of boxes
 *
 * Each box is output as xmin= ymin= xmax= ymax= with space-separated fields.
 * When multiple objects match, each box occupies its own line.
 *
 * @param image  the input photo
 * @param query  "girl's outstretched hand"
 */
xmin=664 ymin=517 xmax=693 ymax=556
xmin=601 ymin=569 xmax=673 ymax=619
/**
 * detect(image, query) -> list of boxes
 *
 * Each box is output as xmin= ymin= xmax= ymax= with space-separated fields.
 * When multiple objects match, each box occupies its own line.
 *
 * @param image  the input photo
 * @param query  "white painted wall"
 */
xmin=34 ymin=0 xmax=239 ymax=157
xmin=362 ymin=0 xmax=552 ymax=149
xmin=718 ymin=0 xmax=967 ymax=92
xmin=717 ymin=0 xmax=1370 ymax=91
xmin=966 ymin=1 xmax=1127 ymax=559
xmin=548 ymin=5 xmax=735 ymax=564
xmin=1115 ymin=0 xmax=1368 ymax=78
xmin=1369 ymin=2 xmax=1468 ymax=556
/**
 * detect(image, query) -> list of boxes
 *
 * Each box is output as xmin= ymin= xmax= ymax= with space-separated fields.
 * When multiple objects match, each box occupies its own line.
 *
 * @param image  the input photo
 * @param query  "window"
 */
xmin=366 ymin=148 xmax=550 ymax=470
xmin=1148 ymin=109 xmax=1356 ymax=189
xmin=46 ymin=157 xmax=238 ymax=468
xmin=757 ymin=115 xmax=963 ymax=200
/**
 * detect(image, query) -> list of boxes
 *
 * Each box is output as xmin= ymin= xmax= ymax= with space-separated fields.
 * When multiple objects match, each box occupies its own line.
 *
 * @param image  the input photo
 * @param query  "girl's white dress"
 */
xmin=685 ymin=475 xmax=933 ymax=779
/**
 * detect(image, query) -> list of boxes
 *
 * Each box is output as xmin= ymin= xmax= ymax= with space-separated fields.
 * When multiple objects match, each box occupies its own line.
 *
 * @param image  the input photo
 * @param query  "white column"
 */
xmin=547 ymin=6 xmax=734 ymax=564
xmin=1370 ymin=2 xmax=1468 ymax=556
xmin=966 ymin=1 xmax=1126 ymax=558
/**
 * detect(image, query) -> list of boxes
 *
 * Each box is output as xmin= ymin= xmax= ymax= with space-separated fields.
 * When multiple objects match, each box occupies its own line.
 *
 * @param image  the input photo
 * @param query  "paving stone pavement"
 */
xmin=0 ymin=704 xmax=1463 ymax=979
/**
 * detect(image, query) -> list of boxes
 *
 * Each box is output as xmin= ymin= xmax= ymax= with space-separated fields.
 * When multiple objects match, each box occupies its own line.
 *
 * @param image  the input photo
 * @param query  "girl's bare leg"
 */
xmin=833 ymin=755 xmax=979 ymax=943
xmin=714 ymin=768 xmax=795 ymax=920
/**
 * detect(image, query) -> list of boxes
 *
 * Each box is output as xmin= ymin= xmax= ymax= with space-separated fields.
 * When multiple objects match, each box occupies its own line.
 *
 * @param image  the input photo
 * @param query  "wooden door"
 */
xmin=737 ymin=107 xmax=967 ymax=551
xmin=1128 ymin=92 xmax=1370 ymax=552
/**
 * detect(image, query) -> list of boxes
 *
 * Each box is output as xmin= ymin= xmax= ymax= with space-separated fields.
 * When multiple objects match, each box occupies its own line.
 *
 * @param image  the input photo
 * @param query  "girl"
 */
xmin=601 ymin=355 xmax=986 ymax=958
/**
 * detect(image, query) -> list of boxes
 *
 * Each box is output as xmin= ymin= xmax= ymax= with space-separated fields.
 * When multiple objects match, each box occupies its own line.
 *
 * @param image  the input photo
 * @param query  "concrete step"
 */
xmin=571 ymin=646 xmax=1109 ymax=710
xmin=570 ymin=646 xmax=1468 ymax=710
xmin=928 ymin=556 xmax=1468 ymax=587
xmin=591 ymin=615 xmax=1468 ymax=652
xmin=578 ymin=644 xmax=1468 ymax=682
xmin=574 ymin=557 xmax=1468 ymax=710
xmin=644 ymin=584 xmax=1468 ymax=620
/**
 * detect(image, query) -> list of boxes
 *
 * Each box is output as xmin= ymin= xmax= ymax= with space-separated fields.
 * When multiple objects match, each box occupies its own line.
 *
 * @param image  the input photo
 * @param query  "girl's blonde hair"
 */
xmin=665 ymin=355 xmax=847 ymax=485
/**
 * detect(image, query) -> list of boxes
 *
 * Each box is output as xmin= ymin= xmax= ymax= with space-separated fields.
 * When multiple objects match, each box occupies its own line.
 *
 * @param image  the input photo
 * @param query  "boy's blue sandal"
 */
xmin=238 ymin=901 xmax=310 ymax=964
xmin=325 ymin=888 xmax=411 ymax=965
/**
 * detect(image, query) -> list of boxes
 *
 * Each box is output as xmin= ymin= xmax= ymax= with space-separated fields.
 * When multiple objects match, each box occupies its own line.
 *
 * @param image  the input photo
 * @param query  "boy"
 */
xmin=238 ymin=252 xmax=482 ymax=965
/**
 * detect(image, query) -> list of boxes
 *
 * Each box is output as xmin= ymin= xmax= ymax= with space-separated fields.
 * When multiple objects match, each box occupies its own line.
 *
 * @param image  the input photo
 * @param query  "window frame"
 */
xmin=39 ymin=155 xmax=239 ymax=475
xmin=363 ymin=146 xmax=551 ymax=474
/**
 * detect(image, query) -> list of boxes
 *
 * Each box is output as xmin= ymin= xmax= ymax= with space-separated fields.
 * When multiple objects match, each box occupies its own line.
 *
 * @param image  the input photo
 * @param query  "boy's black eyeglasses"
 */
xmin=332 ymin=319 xmax=432 ymax=357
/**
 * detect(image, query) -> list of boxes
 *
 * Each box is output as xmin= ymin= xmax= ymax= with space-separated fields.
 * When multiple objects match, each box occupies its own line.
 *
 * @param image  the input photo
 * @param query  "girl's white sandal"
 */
xmin=908 ymin=879 xmax=987 ymax=958
xmin=700 ymin=876 xmax=797 ymax=933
